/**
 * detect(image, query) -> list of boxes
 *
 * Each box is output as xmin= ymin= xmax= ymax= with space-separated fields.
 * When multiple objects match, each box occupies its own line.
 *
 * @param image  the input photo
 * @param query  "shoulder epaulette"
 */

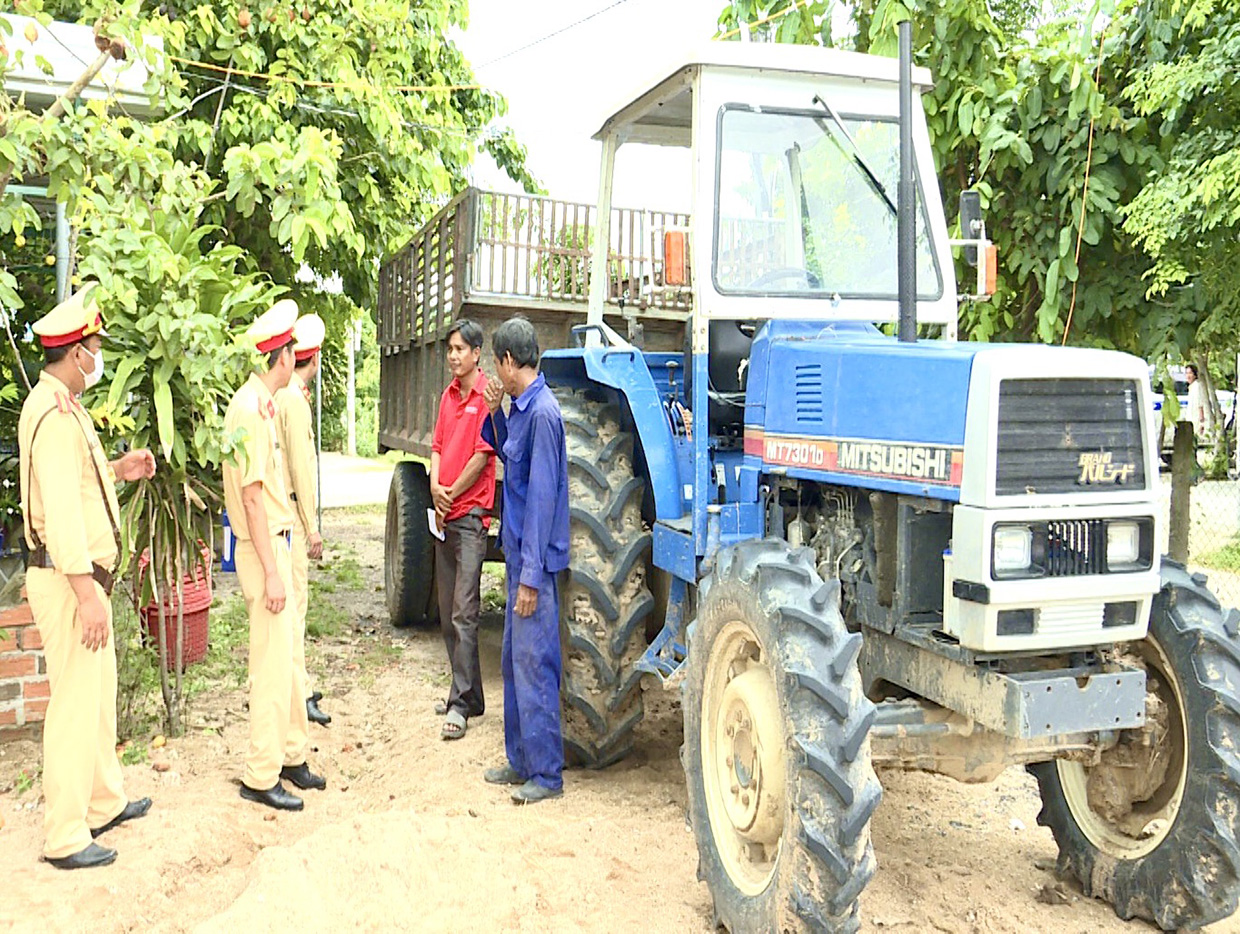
xmin=53 ymin=391 xmax=81 ymax=414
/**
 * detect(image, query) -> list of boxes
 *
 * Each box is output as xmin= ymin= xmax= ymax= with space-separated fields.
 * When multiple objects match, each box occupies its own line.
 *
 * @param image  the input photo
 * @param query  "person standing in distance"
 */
xmin=1186 ymin=364 xmax=1213 ymax=441
xmin=479 ymin=317 xmax=569 ymax=804
xmin=20 ymin=284 xmax=155 ymax=869
xmin=274 ymin=312 xmax=331 ymax=733
xmin=430 ymin=319 xmax=496 ymax=741
xmin=224 ymin=299 xmax=324 ymax=812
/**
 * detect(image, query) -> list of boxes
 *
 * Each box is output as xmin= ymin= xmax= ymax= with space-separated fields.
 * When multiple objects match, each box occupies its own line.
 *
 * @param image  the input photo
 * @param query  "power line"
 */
xmin=477 ymin=0 xmax=634 ymax=69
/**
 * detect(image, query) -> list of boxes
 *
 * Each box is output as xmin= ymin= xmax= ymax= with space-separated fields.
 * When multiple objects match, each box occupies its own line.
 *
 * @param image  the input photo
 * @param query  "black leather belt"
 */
xmin=28 ymin=546 xmax=116 ymax=597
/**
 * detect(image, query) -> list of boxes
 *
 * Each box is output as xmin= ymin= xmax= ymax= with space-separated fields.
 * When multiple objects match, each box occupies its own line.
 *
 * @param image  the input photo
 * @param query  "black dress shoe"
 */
xmin=280 ymin=762 xmax=327 ymax=791
xmin=90 ymin=797 xmax=152 ymax=838
xmin=310 ymin=691 xmax=323 ymax=703
xmin=239 ymin=781 xmax=304 ymax=811
xmin=306 ymin=697 xmax=331 ymax=726
xmin=45 ymin=842 xmax=117 ymax=870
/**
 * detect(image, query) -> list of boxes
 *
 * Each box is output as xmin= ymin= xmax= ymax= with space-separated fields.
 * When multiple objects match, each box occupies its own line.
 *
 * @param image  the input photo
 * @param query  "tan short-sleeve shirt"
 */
xmin=223 ymin=372 xmax=295 ymax=540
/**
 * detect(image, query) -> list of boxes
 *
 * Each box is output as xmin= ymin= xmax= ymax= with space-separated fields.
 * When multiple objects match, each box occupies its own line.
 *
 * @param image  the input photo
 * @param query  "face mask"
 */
xmin=78 ymin=347 xmax=105 ymax=390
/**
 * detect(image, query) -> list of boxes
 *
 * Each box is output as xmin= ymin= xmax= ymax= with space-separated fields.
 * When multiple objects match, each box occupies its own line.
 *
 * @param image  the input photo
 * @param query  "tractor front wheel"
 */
xmin=685 ymin=540 xmax=881 ymax=933
xmin=1030 ymin=562 xmax=1240 ymax=930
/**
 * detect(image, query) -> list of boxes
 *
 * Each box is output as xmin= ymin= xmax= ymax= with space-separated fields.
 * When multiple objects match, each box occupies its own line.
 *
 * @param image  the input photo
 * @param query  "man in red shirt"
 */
xmin=431 ymin=319 xmax=496 ymax=740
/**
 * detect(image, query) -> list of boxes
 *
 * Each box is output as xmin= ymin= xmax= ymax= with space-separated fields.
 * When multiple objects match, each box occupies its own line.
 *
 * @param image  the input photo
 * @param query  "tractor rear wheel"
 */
xmin=1029 ymin=561 xmax=1240 ymax=930
xmin=685 ymin=539 xmax=881 ymax=933
xmin=555 ymin=389 xmax=652 ymax=769
xmin=385 ymin=461 xmax=438 ymax=629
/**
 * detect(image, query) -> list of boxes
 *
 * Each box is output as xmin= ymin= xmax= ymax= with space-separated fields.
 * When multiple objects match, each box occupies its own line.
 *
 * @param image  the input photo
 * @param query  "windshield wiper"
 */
xmin=811 ymin=93 xmax=898 ymax=218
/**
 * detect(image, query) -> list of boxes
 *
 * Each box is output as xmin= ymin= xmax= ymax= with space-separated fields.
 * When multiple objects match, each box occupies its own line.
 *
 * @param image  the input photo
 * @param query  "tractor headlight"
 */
xmin=993 ymin=525 xmax=1033 ymax=575
xmin=1106 ymin=521 xmax=1142 ymax=570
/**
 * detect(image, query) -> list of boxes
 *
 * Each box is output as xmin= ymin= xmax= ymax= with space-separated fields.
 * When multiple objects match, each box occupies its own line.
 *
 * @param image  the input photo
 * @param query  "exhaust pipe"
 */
xmin=897 ymin=19 xmax=917 ymax=343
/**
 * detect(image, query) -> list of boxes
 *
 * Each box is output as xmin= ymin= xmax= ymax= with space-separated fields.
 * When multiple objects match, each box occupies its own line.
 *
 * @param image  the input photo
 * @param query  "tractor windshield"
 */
xmin=713 ymin=105 xmax=943 ymax=301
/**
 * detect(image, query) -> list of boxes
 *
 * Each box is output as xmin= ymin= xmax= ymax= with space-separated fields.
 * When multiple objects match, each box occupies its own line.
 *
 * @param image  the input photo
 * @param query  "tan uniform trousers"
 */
xmin=285 ymin=526 xmax=311 ymax=762
xmin=235 ymin=536 xmax=308 ymax=790
xmin=26 ymin=568 xmax=127 ymax=859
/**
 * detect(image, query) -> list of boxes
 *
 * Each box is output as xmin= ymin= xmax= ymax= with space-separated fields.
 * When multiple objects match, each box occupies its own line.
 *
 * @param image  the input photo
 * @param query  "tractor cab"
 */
xmin=585 ymin=42 xmax=960 ymax=339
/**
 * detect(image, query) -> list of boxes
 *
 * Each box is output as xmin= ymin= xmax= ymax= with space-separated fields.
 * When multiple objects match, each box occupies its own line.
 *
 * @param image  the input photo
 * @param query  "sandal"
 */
xmin=441 ymin=709 xmax=467 ymax=740
xmin=434 ymin=700 xmax=449 ymax=716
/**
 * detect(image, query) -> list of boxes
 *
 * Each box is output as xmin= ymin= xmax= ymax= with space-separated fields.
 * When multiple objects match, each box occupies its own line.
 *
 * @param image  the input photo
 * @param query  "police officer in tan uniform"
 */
xmin=274 ymin=313 xmax=330 ymax=731
xmin=19 ymin=285 xmax=156 ymax=869
xmin=224 ymin=300 xmax=324 ymax=811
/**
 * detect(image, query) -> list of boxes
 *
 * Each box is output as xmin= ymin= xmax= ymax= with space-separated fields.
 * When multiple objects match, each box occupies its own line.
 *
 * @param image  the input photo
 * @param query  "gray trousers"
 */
xmin=435 ymin=513 xmax=488 ymax=718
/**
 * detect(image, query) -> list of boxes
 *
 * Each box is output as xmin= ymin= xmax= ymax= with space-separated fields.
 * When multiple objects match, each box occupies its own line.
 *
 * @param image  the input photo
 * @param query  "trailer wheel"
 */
xmin=686 ymin=540 xmax=881 ymax=933
xmin=1030 ymin=562 xmax=1240 ymax=930
xmin=385 ymin=461 xmax=437 ymax=628
xmin=555 ymin=389 xmax=651 ymax=769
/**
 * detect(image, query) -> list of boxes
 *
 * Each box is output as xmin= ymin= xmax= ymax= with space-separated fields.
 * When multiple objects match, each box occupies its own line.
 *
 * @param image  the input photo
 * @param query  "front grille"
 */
xmin=1045 ymin=519 xmax=1106 ymax=576
xmin=996 ymin=378 xmax=1145 ymax=495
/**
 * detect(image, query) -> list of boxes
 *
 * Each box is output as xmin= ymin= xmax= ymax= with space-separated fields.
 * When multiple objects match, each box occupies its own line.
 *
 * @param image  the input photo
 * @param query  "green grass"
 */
xmin=306 ymin=553 xmax=364 ymax=638
xmin=119 ymin=743 xmax=148 ymax=766
xmin=1198 ymin=537 xmax=1240 ymax=571
xmin=184 ymin=593 xmax=251 ymax=695
xmin=482 ymin=561 xmax=506 ymax=612
xmin=326 ymin=503 xmax=387 ymax=517
xmin=14 ymin=767 xmax=39 ymax=795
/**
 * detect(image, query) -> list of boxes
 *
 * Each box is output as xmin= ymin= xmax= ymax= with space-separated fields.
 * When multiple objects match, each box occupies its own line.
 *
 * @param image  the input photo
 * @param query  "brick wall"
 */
xmin=0 ymin=598 xmax=48 ymax=741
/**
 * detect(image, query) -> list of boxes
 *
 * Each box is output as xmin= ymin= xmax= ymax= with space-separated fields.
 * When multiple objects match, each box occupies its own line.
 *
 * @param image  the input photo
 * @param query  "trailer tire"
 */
xmin=686 ymin=540 xmax=880 ymax=933
xmin=1029 ymin=561 xmax=1240 ymax=930
xmin=385 ymin=460 xmax=438 ymax=629
xmin=556 ymin=389 xmax=651 ymax=769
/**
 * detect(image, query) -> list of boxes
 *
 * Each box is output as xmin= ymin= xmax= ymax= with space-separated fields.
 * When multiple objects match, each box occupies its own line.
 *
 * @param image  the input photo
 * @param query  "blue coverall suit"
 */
xmin=482 ymin=373 xmax=570 ymax=791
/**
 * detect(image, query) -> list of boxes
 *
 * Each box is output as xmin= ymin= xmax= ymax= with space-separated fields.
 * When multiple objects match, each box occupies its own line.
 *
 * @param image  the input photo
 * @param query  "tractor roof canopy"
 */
xmin=593 ymin=43 xmax=934 ymax=147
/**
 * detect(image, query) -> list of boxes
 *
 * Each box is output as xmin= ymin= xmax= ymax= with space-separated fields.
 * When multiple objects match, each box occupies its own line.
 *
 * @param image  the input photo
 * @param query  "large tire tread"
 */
xmin=556 ymin=388 xmax=651 ymax=770
xmin=385 ymin=461 xmax=437 ymax=629
xmin=1030 ymin=560 xmax=1240 ymax=931
xmin=686 ymin=539 xmax=880 ymax=934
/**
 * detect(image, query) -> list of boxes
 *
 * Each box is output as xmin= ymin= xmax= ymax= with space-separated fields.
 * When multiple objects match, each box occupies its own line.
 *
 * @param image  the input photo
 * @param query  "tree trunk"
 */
xmin=1169 ymin=421 xmax=1193 ymax=564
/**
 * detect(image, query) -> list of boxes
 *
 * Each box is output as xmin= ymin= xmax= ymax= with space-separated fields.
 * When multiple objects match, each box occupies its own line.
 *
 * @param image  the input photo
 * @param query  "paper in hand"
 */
xmin=427 ymin=508 xmax=446 ymax=542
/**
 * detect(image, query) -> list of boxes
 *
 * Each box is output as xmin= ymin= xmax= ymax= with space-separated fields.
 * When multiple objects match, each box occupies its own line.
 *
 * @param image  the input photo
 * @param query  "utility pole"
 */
xmin=346 ymin=318 xmax=359 ymax=456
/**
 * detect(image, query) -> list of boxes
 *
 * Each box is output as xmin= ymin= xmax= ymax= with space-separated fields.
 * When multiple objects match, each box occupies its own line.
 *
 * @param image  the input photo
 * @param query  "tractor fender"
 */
xmin=542 ymin=346 xmax=683 ymax=521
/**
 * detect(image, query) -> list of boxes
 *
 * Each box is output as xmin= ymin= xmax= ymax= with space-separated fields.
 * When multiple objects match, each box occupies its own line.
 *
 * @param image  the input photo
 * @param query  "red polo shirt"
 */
xmin=432 ymin=370 xmax=496 ymax=522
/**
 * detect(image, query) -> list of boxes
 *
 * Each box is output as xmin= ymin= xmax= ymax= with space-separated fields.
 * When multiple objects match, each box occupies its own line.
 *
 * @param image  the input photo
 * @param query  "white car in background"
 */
xmin=1150 ymin=365 xmax=1235 ymax=459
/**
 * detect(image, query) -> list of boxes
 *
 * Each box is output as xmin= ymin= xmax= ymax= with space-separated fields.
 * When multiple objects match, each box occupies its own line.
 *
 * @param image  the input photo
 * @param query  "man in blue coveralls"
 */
xmin=480 ymin=316 xmax=570 ymax=804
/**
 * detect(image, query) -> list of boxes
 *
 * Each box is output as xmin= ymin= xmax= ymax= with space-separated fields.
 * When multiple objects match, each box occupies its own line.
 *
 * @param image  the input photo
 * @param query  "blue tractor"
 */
xmin=532 ymin=34 xmax=1240 ymax=934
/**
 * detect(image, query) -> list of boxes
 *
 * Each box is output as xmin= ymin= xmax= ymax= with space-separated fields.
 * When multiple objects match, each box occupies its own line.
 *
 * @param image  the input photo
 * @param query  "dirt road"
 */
xmin=0 ymin=508 xmax=1232 ymax=933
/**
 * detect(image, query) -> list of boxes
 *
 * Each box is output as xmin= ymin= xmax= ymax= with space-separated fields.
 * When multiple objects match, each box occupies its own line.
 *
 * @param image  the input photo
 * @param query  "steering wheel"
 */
xmin=746 ymin=267 xmax=821 ymax=290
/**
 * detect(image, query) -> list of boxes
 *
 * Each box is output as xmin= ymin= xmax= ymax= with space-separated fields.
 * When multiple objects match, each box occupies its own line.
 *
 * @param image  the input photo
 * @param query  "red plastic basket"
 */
xmin=137 ymin=547 xmax=212 ymax=670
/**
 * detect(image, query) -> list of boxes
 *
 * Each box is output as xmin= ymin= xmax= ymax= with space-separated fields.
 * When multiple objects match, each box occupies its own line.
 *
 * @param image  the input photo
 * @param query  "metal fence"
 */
xmin=1167 ymin=473 xmax=1240 ymax=609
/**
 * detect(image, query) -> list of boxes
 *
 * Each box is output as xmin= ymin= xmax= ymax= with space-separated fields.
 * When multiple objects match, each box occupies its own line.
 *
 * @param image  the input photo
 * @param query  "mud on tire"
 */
xmin=555 ymin=388 xmax=652 ymax=769
xmin=1029 ymin=560 xmax=1240 ymax=930
xmin=685 ymin=539 xmax=881 ymax=933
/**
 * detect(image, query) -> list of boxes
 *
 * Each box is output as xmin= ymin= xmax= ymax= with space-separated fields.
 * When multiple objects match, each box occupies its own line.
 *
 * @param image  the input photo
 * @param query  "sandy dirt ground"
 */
xmin=0 ymin=507 xmax=1234 ymax=934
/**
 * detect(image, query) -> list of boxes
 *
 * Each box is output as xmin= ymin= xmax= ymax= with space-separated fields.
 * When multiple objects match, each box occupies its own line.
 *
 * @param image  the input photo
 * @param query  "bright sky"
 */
xmin=458 ymin=0 xmax=725 ymax=214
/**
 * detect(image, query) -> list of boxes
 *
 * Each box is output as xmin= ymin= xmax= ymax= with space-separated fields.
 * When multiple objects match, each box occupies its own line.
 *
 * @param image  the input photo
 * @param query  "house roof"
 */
xmin=2 ymin=14 xmax=163 ymax=117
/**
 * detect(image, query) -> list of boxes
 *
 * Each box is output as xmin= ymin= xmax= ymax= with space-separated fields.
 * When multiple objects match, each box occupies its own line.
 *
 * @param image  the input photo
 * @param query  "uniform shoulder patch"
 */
xmin=53 ymin=391 xmax=82 ymax=414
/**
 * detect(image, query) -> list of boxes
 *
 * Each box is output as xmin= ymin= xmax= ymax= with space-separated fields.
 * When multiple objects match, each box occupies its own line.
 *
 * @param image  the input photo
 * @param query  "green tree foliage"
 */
xmin=0 ymin=0 xmax=531 ymax=484
xmin=1121 ymin=0 xmax=1240 ymax=361
xmin=717 ymin=0 xmax=836 ymax=44
xmin=0 ymin=1 xmax=532 ymax=728
xmin=715 ymin=0 xmax=1230 ymax=375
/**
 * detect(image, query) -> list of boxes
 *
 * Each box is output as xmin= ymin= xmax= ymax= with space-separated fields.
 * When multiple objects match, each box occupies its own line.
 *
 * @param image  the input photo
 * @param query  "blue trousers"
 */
xmin=502 ymin=561 xmax=563 ymax=790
